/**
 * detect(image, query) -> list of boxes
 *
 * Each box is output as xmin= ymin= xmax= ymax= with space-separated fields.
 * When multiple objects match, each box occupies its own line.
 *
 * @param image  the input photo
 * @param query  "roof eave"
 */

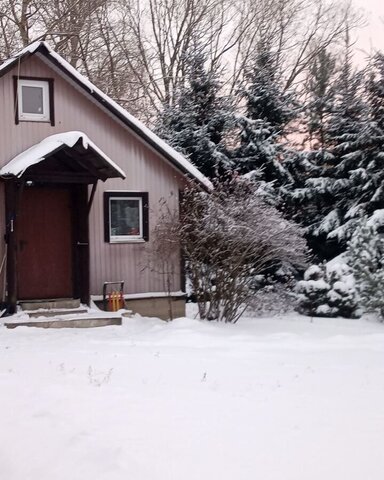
xmin=0 ymin=42 xmax=212 ymax=191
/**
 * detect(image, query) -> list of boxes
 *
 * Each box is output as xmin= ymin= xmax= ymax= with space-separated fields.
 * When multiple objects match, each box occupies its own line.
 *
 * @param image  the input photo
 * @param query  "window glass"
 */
xmin=22 ymin=85 xmax=44 ymax=114
xmin=17 ymin=79 xmax=50 ymax=122
xmin=110 ymin=198 xmax=141 ymax=238
xmin=104 ymin=192 xmax=148 ymax=243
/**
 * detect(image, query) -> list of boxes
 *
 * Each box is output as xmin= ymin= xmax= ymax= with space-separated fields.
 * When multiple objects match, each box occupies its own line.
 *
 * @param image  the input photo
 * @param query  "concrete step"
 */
xmin=4 ymin=301 xmax=134 ymax=329
xmin=28 ymin=308 xmax=88 ymax=318
xmin=19 ymin=298 xmax=81 ymax=311
xmin=5 ymin=316 xmax=122 ymax=329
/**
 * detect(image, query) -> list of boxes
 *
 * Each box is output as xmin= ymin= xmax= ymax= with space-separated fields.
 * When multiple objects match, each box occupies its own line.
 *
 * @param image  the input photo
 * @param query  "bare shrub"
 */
xmin=181 ymin=177 xmax=308 ymax=322
xmin=150 ymin=177 xmax=308 ymax=323
xmin=146 ymin=198 xmax=182 ymax=321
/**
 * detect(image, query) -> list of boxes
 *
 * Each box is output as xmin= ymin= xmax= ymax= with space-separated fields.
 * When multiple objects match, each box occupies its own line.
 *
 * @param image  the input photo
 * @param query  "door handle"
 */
xmin=77 ymin=242 xmax=89 ymax=246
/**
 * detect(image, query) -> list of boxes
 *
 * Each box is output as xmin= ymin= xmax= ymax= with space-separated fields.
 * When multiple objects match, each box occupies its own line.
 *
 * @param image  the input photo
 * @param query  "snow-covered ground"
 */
xmin=1 ymin=309 xmax=384 ymax=480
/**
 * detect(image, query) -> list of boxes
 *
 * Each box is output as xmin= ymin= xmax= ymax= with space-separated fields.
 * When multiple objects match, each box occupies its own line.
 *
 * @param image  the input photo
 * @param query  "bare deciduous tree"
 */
xmin=0 ymin=0 xmax=364 ymax=122
xmin=112 ymin=0 xmax=238 ymax=116
xmin=112 ymin=0 xmax=363 ymax=120
xmin=0 ymin=0 xmax=149 ymax=116
xmin=230 ymin=0 xmax=364 ymax=95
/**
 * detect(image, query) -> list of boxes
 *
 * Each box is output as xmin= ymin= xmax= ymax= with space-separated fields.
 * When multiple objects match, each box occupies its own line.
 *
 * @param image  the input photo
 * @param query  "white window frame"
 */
xmin=18 ymin=79 xmax=50 ymax=122
xmin=109 ymin=196 xmax=144 ymax=243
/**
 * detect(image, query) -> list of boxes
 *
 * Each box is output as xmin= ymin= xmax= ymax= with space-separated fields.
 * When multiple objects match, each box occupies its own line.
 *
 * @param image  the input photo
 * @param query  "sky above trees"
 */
xmin=353 ymin=0 xmax=384 ymax=60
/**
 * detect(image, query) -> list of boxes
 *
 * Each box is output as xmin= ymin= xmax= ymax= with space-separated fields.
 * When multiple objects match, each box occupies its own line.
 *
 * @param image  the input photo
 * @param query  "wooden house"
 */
xmin=0 ymin=42 xmax=211 ymax=317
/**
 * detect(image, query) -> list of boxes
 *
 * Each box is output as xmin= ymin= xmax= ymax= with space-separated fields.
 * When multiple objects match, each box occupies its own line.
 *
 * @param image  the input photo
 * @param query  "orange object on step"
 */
xmin=119 ymin=291 xmax=124 ymax=309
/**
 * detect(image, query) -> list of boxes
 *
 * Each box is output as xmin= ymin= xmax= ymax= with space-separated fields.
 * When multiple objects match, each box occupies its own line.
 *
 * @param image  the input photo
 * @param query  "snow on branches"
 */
xmin=346 ymin=218 xmax=384 ymax=319
xmin=296 ymin=260 xmax=360 ymax=318
xmin=180 ymin=176 xmax=308 ymax=323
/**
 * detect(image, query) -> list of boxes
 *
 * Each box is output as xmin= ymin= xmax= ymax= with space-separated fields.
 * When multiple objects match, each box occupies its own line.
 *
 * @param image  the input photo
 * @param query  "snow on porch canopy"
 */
xmin=0 ymin=131 xmax=126 ymax=182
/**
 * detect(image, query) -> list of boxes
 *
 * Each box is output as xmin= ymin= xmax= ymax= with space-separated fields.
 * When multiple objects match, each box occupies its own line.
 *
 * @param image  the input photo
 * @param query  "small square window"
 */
xmin=104 ymin=192 xmax=149 ymax=243
xmin=17 ymin=79 xmax=50 ymax=122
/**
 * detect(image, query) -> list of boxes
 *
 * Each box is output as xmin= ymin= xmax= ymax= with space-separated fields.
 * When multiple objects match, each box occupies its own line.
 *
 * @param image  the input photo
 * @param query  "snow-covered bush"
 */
xmin=296 ymin=264 xmax=331 ymax=316
xmin=326 ymin=262 xmax=360 ymax=318
xmin=180 ymin=176 xmax=308 ymax=323
xmin=297 ymin=261 xmax=360 ymax=318
xmin=346 ymin=218 xmax=384 ymax=319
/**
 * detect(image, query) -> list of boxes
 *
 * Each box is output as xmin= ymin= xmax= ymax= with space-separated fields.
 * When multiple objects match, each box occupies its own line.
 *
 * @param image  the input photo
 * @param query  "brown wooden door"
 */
xmin=17 ymin=187 xmax=73 ymax=299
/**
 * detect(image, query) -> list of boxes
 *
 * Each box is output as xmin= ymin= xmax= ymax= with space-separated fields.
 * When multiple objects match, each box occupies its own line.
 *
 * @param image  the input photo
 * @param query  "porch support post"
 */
xmin=73 ymin=185 xmax=90 ymax=305
xmin=4 ymin=180 xmax=18 ymax=313
xmin=87 ymin=181 xmax=97 ymax=215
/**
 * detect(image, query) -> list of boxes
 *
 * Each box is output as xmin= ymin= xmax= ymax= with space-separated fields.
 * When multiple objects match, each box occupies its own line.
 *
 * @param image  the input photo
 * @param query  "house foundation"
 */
xmin=94 ymin=294 xmax=186 ymax=320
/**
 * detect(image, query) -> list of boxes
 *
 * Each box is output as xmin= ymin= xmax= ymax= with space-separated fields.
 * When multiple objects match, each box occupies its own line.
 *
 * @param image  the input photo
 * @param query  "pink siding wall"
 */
xmin=0 ymin=55 xmax=185 ymax=296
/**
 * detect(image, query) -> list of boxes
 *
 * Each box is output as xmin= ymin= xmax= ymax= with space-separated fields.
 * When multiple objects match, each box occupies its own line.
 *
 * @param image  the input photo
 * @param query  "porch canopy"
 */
xmin=0 ymin=131 xmax=126 ymax=183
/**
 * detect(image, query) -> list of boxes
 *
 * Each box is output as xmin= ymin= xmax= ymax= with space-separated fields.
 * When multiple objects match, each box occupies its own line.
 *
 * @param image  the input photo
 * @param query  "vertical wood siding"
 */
xmin=0 ymin=55 xmax=185 ymax=296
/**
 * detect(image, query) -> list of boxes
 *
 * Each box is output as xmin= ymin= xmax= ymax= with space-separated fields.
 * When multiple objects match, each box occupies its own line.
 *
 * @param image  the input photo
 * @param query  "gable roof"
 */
xmin=0 ymin=41 xmax=212 ymax=190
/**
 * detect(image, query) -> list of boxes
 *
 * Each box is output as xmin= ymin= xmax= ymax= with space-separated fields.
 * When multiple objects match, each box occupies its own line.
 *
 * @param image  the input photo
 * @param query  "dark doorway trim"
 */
xmin=4 ymin=180 xmax=19 ymax=313
xmin=72 ymin=184 xmax=90 ymax=304
xmin=4 ymin=181 xmax=91 ymax=310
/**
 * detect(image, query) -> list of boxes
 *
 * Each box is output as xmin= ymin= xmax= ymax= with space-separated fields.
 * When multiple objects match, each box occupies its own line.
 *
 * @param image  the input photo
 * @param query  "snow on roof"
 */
xmin=0 ymin=41 xmax=212 ymax=190
xmin=0 ymin=41 xmax=42 ymax=75
xmin=0 ymin=131 xmax=126 ymax=179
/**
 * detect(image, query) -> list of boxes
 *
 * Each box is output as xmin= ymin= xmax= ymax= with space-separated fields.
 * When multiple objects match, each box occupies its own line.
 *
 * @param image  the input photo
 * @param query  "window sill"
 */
xmin=19 ymin=116 xmax=51 ymax=123
xmin=18 ymin=119 xmax=51 ymax=123
xmin=109 ymin=238 xmax=146 ymax=244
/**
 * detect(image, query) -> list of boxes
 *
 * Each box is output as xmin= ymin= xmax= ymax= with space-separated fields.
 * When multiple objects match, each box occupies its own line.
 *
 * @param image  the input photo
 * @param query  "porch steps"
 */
xmin=28 ymin=308 xmax=88 ymax=318
xmin=19 ymin=298 xmax=81 ymax=311
xmin=5 ymin=316 xmax=123 ymax=329
xmin=3 ymin=302 xmax=134 ymax=329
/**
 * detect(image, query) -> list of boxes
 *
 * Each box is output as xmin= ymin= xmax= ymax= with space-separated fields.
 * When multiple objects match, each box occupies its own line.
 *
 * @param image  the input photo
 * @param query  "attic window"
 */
xmin=15 ymin=78 xmax=54 ymax=124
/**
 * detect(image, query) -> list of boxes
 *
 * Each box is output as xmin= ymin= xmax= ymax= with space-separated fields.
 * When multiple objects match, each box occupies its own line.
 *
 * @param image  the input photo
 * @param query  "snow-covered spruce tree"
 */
xmin=283 ymin=47 xmax=337 ymax=229
xmin=232 ymin=43 xmax=297 ymax=200
xmin=367 ymin=52 xmax=384 ymax=133
xmin=304 ymin=47 xmax=337 ymax=150
xmin=283 ymin=148 xmax=337 ymax=259
xmin=319 ymin=52 xmax=384 ymax=245
xmin=180 ymin=176 xmax=308 ymax=323
xmin=326 ymin=262 xmax=360 ymax=318
xmin=283 ymin=47 xmax=339 ymax=258
xmin=346 ymin=218 xmax=384 ymax=318
xmin=156 ymin=43 xmax=233 ymax=178
xmin=288 ymin=39 xmax=371 ymax=259
xmin=296 ymin=264 xmax=330 ymax=316
xmin=326 ymin=29 xmax=366 ymax=146
xmin=296 ymin=261 xmax=359 ymax=318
